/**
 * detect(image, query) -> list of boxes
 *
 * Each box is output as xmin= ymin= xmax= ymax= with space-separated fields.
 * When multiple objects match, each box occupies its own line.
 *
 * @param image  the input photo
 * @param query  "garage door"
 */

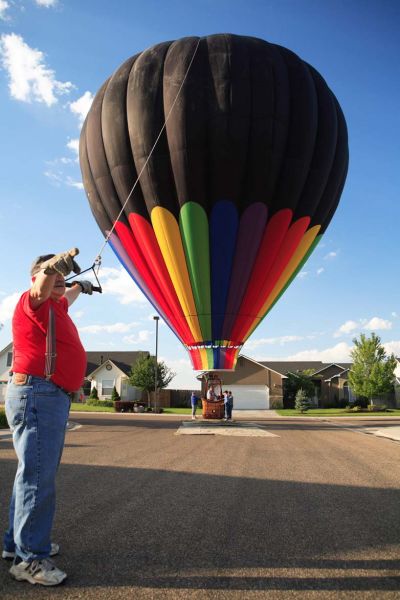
xmin=227 ymin=385 xmax=269 ymax=410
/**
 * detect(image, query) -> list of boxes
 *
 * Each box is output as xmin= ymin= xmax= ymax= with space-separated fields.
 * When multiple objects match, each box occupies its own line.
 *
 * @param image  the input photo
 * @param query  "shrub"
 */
xmin=111 ymin=386 xmax=121 ymax=402
xmin=295 ymin=389 xmax=311 ymax=413
xmin=86 ymin=398 xmax=114 ymax=408
xmin=0 ymin=409 xmax=8 ymax=429
xmin=89 ymin=386 xmax=99 ymax=400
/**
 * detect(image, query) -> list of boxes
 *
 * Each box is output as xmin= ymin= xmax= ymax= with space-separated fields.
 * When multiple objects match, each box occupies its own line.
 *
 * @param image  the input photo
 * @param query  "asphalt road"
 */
xmin=1 ymin=413 xmax=400 ymax=599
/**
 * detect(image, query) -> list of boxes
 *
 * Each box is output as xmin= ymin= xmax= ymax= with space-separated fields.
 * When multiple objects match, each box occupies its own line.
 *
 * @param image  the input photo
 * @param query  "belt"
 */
xmin=10 ymin=372 xmax=71 ymax=397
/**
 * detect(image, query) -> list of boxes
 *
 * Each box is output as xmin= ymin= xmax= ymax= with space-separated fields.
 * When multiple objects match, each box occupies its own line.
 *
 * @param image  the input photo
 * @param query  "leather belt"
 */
xmin=10 ymin=372 xmax=71 ymax=397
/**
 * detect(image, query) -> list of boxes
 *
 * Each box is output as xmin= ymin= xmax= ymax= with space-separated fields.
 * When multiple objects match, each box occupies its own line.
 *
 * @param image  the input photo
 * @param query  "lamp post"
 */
xmin=153 ymin=316 xmax=159 ymax=413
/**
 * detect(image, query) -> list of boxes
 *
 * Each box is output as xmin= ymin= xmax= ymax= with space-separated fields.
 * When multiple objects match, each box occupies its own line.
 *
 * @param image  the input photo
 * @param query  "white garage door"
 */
xmin=228 ymin=385 xmax=269 ymax=410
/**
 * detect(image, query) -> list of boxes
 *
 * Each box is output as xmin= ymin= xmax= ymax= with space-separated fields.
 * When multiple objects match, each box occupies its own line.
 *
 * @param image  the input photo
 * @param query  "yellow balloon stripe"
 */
xmin=199 ymin=347 xmax=209 ymax=369
xmin=151 ymin=207 xmax=203 ymax=341
xmin=244 ymin=225 xmax=321 ymax=341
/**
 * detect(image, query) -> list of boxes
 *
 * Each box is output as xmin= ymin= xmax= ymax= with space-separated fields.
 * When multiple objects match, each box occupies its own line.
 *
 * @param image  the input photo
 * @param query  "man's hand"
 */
xmin=41 ymin=248 xmax=81 ymax=277
xmin=73 ymin=280 xmax=93 ymax=295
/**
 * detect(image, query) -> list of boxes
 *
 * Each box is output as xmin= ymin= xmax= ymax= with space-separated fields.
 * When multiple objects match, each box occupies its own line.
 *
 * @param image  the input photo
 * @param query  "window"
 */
xmin=6 ymin=352 xmax=12 ymax=367
xmin=102 ymin=379 xmax=114 ymax=396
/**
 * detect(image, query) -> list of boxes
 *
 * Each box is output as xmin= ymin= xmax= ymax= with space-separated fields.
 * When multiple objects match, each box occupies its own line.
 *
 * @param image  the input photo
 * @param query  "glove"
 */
xmin=41 ymin=248 xmax=81 ymax=277
xmin=73 ymin=280 xmax=93 ymax=295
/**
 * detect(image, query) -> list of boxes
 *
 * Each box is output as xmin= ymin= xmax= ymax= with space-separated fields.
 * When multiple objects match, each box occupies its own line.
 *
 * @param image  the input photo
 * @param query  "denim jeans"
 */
xmin=3 ymin=376 xmax=70 ymax=562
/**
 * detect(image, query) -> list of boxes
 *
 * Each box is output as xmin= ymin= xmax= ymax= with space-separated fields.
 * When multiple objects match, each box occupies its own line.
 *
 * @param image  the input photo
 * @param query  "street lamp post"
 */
xmin=153 ymin=316 xmax=159 ymax=413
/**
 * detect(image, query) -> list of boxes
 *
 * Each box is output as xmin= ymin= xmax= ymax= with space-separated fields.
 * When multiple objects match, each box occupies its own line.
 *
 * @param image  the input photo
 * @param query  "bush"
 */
xmin=89 ymin=386 xmax=99 ymax=400
xmin=0 ymin=409 xmax=8 ymax=428
xmin=111 ymin=386 xmax=120 ymax=402
xmin=367 ymin=404 xmax=388 ymax=412
xmin=295 ymin=389 xmax=311 ymax=413
xmin=86 ymin=398 xmax=114 ymax=407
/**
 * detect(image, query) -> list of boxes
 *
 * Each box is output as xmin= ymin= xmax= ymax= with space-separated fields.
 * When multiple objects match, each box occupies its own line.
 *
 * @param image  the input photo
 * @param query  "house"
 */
xmin=84 ymin=351 xmax=149 ymax=401
xmin=0 ymin=342 xmax=13 ymax=402
xmin=0 ymin=345 xmax=149 ymax=403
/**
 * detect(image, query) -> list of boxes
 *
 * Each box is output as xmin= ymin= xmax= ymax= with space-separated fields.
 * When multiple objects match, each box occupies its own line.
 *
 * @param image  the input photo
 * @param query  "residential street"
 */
xmin=1 ymin=413 xmax=400 ymax=599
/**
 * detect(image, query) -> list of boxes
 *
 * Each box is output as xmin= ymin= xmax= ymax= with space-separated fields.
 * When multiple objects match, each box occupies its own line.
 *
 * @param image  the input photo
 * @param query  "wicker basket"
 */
xmin=202 ymin=399 xmax=225 ymax=419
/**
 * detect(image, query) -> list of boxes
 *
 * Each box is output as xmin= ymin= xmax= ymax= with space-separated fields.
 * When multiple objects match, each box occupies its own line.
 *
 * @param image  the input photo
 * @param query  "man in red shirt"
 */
xmin=3 ymin=249 xmax=93 ymax=586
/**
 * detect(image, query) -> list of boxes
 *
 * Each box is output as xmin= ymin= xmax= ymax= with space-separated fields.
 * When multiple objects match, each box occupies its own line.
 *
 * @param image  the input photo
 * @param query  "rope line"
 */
xmin=95 ymin=37 xmax=202 ymax=263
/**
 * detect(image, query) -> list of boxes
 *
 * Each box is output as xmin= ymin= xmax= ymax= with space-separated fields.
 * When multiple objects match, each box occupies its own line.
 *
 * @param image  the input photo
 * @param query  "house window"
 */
xmin=6 ymin=352 xmax=13 ymax=367
xmin=102 ymin=379 xmax=114 ymax=396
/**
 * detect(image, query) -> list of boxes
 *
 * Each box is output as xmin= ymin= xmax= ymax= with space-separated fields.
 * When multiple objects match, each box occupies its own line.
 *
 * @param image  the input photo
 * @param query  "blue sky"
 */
xmin=0 ymin=0 xmax=399 ymax=388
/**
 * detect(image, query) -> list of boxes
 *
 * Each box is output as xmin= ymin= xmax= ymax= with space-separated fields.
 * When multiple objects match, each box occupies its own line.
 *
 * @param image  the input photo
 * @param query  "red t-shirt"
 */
xmin=12 ymin=291 xmax=87 ymax=392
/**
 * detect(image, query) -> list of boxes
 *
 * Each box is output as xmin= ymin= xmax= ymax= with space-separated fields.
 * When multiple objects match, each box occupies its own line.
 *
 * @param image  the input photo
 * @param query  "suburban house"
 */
xmin=84 ymin=351 xmax=148 ymax=400
xmin=199 ymin=355 xmax=399 ymax=409
xmin=0 ymin=345 xmax=149 ymax=403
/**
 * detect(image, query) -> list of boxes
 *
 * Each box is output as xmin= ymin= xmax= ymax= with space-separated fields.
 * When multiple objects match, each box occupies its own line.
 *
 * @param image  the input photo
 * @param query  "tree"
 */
xmin=128 ymin=353 xmax=175 ymax=408
xmin=348 ymin=333 xmax=397 ymax=405
xmin=111 ymin=386 xmax=120 ymax=402
xmin=89 ymin=386 xmax=99 ymax=400
xmin=295 ymin=388 xmax=311 ymax=413
xmin=284 ymin=370 xmax=315 ymax=408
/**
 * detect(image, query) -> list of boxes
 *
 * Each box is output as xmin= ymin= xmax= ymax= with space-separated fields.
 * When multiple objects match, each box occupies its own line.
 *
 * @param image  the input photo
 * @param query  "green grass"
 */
xmin=70 ymin=403 xmax=115 ymax=412
xmin=275 ymin=408 xmax=400 ymax=417
xmin=70 ymin=404 xmax=192 ymax=414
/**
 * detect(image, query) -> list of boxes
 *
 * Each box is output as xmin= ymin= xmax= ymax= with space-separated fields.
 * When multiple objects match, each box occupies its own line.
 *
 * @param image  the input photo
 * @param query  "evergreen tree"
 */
xmin=349 ymin=333 xmax=397 ymax=405
xmin=111 ymin=386 xmax=121 ymax=402
xmin=284 ymin=370 xmax=315 ymax=407
xmin=89 ymin=386 xmax=99 ymax=400
xmin=128 ymin=353 xmax=175 ymax=408
xmin=295 ymin=388 xmax=311 ymax=413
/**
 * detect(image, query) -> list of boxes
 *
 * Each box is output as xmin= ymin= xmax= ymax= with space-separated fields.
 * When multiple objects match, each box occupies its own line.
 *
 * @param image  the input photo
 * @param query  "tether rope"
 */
xmin=94 ymin=37 xmax=202 ymax=265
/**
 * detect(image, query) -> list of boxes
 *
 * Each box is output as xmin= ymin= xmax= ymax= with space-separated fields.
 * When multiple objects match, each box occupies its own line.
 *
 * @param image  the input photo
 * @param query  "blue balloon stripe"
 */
xmin=210 ymin=201 xmax=239 ymax=341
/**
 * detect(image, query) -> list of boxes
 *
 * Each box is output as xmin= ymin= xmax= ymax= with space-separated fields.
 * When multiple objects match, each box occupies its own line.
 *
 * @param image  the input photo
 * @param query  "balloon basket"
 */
xmin=202 ymin=399 xmax=225 ymax=420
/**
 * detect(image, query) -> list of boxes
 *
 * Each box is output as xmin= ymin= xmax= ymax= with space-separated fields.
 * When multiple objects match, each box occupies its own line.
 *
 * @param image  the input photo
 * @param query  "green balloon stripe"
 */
xmin=179 ymin=202 xmax=212 ymax=340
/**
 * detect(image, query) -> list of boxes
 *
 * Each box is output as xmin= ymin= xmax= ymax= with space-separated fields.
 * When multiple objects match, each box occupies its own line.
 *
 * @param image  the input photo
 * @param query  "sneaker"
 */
xmin=2 ymin=542 xmax=59 ymax=561
xmin=9 ymin=557 xmax=67 ymax=586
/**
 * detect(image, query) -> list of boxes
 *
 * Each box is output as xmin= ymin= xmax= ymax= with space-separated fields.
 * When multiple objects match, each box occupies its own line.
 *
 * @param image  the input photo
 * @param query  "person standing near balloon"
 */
xmin=227 ymin=391 xmax=234 ymax=420
xmin=190 ymin=391 xmax=199 ymax=419
xmin=3 ymin=249 xmax=93 ymax=587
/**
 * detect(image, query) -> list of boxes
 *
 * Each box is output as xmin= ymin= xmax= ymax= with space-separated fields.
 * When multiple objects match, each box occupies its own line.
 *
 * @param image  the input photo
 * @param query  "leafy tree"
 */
xmin=111 ymin=386 xmax=121 ymax=402
xmin=284 ymin=370 xmax=315 ymax=407
xmin=348 ymin=333 xmax=397 ymax=405
xmin=89 ymin=386 xmax=99 ymax=400
xmin=128 ymin=353 xmax=175 ymax=408
xmin=295 ymin=388 xmax=311 ymax=413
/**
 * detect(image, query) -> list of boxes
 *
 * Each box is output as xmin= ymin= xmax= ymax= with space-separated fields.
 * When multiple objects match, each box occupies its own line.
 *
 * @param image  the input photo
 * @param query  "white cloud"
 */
xmin=35 ymin=0 xmax=58 ymax=7
xmin=0 ymin=291 xmax=22 ymax=324
xmin=100 ymin=267 xmax=148 ymax=305
xmin=0 ymin=1 xmax=10 ymax=21
xmin=71 ymin=310 xmax=84 ymax=319
xmin=67 ymin=138 xmax=79 ymax=156
xmin=70 ymin=91 xmax=93 ymax=125
xmin=0 ymin=33 xmax=73 ymax=106
xmin=383 ymin=341 xmax=400 ymax=357
xmin=297 ymin=271 xmax=308 ymax=279
xmin=244 ymin=335 xmax=304 ymax=350
xmin=285 ymin=342 xmax=352 ymax=363
xmin=364 ymin=317 xmax=392 ymax=331
xmin=123 ymin=330 xmax=152 ymax=345
xmin=44 ymin=169 xmax=83 ymax=189
xmin=324 ymin=251 xmax=338 ymax=260
xmin=160 ymin=356 xmax=199 ymax=390
xmin=334 ymin=320 xmax=359 ymax=338
xmin=79 ymin=321 xmax=139 ymax=335
xmin=316 ymin=267 xmax=324 ymax=275
xmin=392 ymin=312 xmax=398 ymax=318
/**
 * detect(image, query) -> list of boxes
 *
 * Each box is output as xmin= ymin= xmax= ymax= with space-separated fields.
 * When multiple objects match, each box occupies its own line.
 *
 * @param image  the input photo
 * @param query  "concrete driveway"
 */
xmin=1 ymin=413 xmax=400 ymax=599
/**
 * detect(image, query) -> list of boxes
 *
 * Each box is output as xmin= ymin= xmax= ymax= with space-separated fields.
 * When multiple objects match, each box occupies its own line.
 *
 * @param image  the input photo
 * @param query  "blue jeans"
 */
xmin=3 ymin=376 xmax=70 ymax=562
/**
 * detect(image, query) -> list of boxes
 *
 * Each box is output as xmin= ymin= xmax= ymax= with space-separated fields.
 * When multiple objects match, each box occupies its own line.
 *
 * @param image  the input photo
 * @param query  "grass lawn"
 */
xmin=70 ymin=403 xmax=115 ymax=412
xmin=70 ymin=404 xmax=192 ymax=414
xmin=276 ymin=408 xmax=400 ymax=417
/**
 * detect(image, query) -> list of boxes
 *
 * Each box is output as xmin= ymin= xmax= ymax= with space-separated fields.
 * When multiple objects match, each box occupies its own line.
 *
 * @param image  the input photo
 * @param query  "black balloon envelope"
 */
xmin=80 ymin=34 xmax=348 ymax=371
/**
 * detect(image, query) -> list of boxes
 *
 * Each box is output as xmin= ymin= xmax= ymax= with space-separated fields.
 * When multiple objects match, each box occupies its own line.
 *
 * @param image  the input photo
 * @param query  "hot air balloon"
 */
xmin=79 ymin=34 xmax=348 ymax=372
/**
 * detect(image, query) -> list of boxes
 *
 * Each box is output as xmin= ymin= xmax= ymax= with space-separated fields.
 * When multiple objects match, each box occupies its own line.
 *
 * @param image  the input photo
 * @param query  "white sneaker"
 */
xmin=10 ymin=557 xmax=67 ymax=586
xmin=2 ymin=542 xmax=59 ymax=561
